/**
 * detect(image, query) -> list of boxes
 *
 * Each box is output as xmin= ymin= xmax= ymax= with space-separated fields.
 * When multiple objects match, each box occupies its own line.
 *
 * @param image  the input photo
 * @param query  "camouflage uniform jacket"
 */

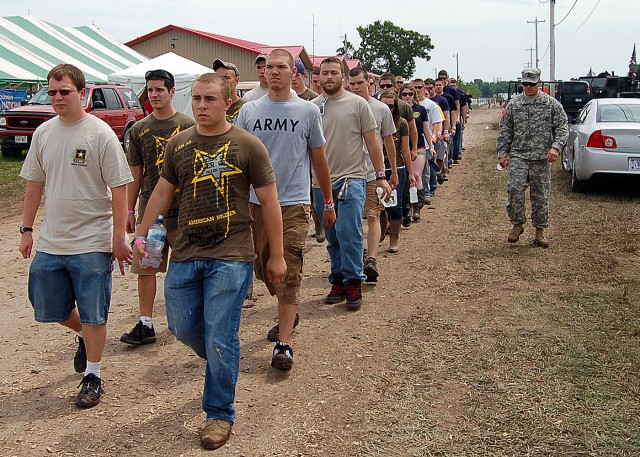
xmin=497 ymin=91 xmax=568 ymax=160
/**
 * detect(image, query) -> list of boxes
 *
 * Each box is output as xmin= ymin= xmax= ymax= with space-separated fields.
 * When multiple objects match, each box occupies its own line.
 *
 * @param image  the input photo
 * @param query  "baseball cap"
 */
xmin=255 ymin=54 xmax=267 ymax=64
xmin=212 ymin=59 xmax=239 ymax=77
xmin=294 ymin=60 xmax=306 ymax=75
xmin=521 ymin=67 xmax=541 ymax=84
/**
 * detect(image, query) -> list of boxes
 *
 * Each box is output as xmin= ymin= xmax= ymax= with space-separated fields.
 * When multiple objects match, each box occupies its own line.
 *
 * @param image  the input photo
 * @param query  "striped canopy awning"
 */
xmin=0 ymin=16 xmax=147 ymax=84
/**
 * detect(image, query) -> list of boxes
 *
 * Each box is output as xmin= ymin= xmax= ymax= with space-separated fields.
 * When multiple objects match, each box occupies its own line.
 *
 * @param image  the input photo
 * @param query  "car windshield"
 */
xmin=590 ymin=78 xmax=607 ymax=89
xmin=26 ymin=88 xmax=51 ymax=105
xmin=598 ymin=104 xmax=640 ymax=122
xmin=566 ymin=83 xmax=588 ymax=95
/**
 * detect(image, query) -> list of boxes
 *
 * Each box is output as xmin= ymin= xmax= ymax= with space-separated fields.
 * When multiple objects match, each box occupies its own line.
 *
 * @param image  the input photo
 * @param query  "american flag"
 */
xmin=630 ymin=44 xmax=637 ymax=68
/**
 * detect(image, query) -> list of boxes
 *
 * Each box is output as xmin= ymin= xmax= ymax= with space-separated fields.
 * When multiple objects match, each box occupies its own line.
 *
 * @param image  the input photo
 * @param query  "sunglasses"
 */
xmin=47 ymin=89 xmax=76 ymax=97
xmin=145 ymin=69 xmax=174 ymax=82
xmin=425 ymin=86 xmax=434 ymax=91
xmin=380 ymin=84 xmax=394 ymax=89
xmin=522 ymin=81 xmax=538 ymax=87
xmin=319 ymin=96 xmax=328 ymax=116
xmin=401 ymin=92 xmax=415 ymax=97
xmin=413 ymin=85 xmax=424 ymax=89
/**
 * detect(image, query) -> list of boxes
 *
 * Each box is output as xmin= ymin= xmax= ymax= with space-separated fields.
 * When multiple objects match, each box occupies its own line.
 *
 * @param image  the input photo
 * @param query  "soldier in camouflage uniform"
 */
xmin=496 ymin=68 xmax=568 ymax=248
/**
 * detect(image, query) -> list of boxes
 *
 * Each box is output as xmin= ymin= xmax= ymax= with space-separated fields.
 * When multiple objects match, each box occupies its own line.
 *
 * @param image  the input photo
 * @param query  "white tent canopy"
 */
xmin=108 ymin=52 xmax=211 ymax=117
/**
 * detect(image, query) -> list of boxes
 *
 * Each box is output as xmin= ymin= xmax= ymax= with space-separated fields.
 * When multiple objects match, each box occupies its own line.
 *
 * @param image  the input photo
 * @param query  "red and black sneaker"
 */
xmin=325 ymin=284 xmax=346 ymax=304
xmin=345 ymin=279 xmax=362 ymax=310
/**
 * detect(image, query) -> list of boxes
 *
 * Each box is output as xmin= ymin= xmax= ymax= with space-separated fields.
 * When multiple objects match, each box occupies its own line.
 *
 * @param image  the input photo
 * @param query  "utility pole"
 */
xmin=525 ymin=48 xmax=535 ymax=68
xmin=550 ymin=0 xmax=556 ymax=81
xmin=527 ymin=17 xmax=545 ymax=69
xmin=453 ymin=53 xmax=459 ymax=80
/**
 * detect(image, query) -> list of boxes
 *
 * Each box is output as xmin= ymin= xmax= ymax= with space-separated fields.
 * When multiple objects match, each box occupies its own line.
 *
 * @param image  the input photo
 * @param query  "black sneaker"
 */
xmin=345 ymin=279 xmax=362 ymax=310
xmin=402 ymin=216 xmax=412 ymax=228
xmin=271 ymin=342 xmax=294 ymax=371
xmin=120 ymin=321 xmax=157 ymax=346
xmin=325 ymin=284 xmax=346 ymax=304
xmin=74 ymin=336 xmax=87 ymax=374
xmin=363 ymin=257 xmax=379 ymax=283
xmin=75 ymin=373 xmax=103 ymax=408
xmin=266 ymin=313 xmax=300 ymax=342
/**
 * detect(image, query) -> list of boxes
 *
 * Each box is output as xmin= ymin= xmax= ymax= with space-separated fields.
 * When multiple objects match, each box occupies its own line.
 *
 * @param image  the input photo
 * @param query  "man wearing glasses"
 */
xmin=19 ymin=63 xmax=133 ymax=408
xmin=377 ymin=72 xmax=418 ymax=226
xmin=122 ymin=69 xmax=195 ymax=347
xmin=497 ymin=67 xmax=568 ymax=248
xmin=313 ymin=57 xmax=391 ymax=310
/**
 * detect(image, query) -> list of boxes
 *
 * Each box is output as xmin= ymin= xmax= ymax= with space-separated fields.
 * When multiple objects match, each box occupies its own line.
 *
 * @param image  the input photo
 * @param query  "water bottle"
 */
xmin=376 ymin=187 xmax=397 ymax=207
xmin=141 ymin=215 xmax=167 ymax=269
xmin=409 ymin=186 xmax=419 ymax=204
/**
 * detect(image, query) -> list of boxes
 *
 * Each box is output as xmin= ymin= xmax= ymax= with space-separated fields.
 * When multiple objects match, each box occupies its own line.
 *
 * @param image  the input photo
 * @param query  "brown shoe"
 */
xmin=201 ymin=419 xmax=232 ymax=450
xmin=533 ymin=227 xmax=549 ymax=248
xmin=507 ymin=224 xmax=524 ymax=243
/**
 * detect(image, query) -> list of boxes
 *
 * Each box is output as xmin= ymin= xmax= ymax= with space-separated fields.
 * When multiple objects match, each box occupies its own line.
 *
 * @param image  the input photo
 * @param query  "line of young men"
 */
xmin=18 ymin=51 xmax=396 ymax=452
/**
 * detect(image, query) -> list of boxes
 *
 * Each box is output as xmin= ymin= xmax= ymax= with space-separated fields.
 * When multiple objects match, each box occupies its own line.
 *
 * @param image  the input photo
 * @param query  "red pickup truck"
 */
xmin=0 ymin=83 xmax=145 ymax=158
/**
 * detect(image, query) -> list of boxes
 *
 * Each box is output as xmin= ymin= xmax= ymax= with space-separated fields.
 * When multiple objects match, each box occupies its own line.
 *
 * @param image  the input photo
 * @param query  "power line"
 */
xmin=566 ymin=0 xmax=601 ymax=35
xmin=555 ymin=0 xmax=579 ymax=26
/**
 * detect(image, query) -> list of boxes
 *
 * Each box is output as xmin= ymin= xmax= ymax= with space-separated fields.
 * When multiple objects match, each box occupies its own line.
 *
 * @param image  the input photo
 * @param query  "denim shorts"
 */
xmin=28 ymin=251 xmax=114 ymax=325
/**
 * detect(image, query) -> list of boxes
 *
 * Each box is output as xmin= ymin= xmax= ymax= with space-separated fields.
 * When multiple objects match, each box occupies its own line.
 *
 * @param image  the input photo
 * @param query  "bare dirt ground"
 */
xmin=1 ymin=107 xmax=639 ymax=457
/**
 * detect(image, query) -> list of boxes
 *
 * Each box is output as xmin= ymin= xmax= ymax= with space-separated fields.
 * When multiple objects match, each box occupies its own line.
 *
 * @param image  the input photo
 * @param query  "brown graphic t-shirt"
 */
xmin=226 ymin=99 xmax=246 ymax=125
xmin=384 ymin=118 xmax=409 ymax=169
xmin=127 ymin=111 xmax=196 ymax=225
xmin=161 ymin=125 xmax=275 ymax=262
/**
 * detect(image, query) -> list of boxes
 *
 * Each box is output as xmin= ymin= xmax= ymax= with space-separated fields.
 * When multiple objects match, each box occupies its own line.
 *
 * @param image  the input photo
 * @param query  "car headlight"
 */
xmin=0 ymin=117 xmax=6 ymax=127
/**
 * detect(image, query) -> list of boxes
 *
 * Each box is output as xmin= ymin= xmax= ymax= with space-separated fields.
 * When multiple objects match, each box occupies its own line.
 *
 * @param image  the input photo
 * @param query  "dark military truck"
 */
xmin=554 ymin=80 xmax=592 ymax=123
xmin=0 ymin=83 xmax=144 ymax=158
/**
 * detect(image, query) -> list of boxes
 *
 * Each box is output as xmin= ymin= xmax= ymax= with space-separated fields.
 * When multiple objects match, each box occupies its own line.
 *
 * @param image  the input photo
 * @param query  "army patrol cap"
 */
xmin=521 ymin=68 xmax=541 ymax=84
xmin=213 ymin=59 xmax=239 ymax=77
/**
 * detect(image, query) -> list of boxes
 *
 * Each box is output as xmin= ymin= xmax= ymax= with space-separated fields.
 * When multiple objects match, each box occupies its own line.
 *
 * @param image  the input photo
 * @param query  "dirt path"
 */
xmin=1 ymin=107 xmax=639 ymax=456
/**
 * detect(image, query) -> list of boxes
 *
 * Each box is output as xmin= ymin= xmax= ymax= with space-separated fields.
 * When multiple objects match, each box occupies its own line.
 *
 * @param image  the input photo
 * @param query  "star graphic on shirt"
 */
xmin=154 ymin=126 xmax=183 ymax=169
xmin=191 ymin=140 xmax=241 ymax=199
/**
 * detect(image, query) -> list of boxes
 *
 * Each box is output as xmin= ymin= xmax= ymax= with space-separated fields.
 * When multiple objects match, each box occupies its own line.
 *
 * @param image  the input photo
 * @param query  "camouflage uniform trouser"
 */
xmin=506 ymin=157 xmax=551 ymax=228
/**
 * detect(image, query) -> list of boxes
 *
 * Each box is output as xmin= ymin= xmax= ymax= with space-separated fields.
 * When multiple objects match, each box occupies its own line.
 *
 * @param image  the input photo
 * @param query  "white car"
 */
xmin=562 ymin=98 xmax=640 ymax=191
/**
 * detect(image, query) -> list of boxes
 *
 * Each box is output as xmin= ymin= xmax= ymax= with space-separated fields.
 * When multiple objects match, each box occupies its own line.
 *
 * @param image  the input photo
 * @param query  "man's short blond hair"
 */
xmin=194 ymin=73 xmax=231 ymax=100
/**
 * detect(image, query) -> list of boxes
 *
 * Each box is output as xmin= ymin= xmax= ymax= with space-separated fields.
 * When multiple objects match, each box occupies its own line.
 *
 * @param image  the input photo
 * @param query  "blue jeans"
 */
xmin=385 ymin=167 xmax=406 ymax=221
xmin=28 ymin=251 xmax=113 ymax=325
xmin=313 ymin=178 xmax=366 ymax=284
xmin=164 ymin=259 xmax=253 ymax=423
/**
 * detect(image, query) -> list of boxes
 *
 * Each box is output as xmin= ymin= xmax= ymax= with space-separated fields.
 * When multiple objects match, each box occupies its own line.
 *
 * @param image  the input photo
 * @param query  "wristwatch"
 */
xmin=19 ymin=226 xmax=33 ymax=234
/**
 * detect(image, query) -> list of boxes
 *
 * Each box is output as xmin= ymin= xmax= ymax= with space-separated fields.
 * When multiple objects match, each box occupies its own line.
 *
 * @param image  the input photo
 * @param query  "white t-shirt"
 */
xmin=419 ymin=97 xmax=443 ymax=130
xmin=20 ymin=115 xmax=133 ymax=255
xmin=242 ymin=85 xmax=269 ymax=102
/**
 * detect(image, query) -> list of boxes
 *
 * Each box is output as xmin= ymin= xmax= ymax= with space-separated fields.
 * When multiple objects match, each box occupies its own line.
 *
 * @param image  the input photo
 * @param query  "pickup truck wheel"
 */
xmin=123 ymin=125 xmax=132 ymax=154
xmin=2 ymin=146 xmax=24 ymax=159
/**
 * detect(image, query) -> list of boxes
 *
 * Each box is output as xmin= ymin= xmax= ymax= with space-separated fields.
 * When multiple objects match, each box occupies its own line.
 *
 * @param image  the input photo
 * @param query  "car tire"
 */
xmin=571 ymin=158 xmax=587 ymax=192
xmin=561 ymin=144 xmax=572 ymax=172
xmin=2 ymin=146 xmax=24 ymax=159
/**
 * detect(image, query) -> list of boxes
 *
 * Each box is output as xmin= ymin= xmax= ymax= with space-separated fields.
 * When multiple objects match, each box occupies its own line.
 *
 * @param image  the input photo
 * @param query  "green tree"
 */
xmin=353 ymin=20 xmax=433 ymax=78
xmin=336 ymin=39 xmax=356 ymax=59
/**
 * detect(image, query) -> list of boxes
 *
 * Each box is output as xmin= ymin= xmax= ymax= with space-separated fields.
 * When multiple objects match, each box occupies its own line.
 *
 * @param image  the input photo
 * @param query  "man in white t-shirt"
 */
xmin=19 ymin=63 xmax=133 ymax=409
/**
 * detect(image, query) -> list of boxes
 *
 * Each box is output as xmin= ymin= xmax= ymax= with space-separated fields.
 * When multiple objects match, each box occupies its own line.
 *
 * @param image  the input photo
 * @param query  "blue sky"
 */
xmin=4 ymin=0 xmax=638 ymax=83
